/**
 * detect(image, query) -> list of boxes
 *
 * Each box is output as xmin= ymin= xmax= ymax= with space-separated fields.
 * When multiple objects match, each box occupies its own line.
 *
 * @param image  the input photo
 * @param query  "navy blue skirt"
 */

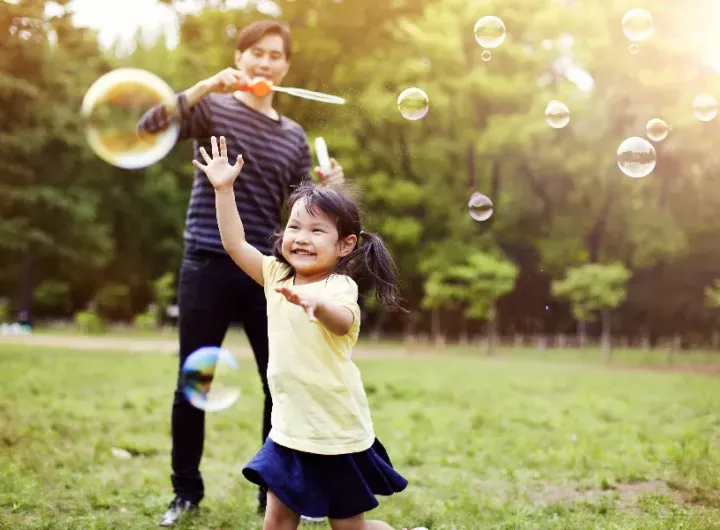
xmin=242 ymin=437 xmax=408 ymax=519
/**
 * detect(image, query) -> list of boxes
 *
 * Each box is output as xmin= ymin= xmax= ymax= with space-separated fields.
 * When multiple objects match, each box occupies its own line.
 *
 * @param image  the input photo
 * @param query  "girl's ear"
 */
xmin=338 ymin=234 xmax=357 ymax=257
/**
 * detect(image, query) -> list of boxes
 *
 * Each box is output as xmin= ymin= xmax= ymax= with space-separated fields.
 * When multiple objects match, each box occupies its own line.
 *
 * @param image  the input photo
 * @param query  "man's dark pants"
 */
xmin=170 ymin=246 xmax=271 ymax=505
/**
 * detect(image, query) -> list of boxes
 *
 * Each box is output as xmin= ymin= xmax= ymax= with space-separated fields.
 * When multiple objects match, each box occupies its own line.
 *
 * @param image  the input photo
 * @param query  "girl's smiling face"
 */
xmin=281 ymin=198 xmax=356 ymax=283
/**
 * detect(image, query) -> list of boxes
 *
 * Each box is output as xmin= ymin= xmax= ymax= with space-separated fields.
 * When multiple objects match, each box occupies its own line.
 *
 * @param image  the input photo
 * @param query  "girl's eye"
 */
xmin=287 ymin=225 xmax=298 ymax=230
xmin=313 ymin=229 xmax=324 ymax=234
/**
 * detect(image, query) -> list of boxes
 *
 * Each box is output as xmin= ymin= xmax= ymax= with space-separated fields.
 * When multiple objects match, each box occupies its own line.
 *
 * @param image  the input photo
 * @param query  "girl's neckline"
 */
xmin=291 ymin=274 xmax=334 ymax=287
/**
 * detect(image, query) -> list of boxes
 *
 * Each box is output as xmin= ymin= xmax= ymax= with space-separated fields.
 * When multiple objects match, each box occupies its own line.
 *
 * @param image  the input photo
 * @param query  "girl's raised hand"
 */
xmin=193 ymin=136 xmax=244 ymax=191
xmin=275 ymin=286 xmax=319 ymax=322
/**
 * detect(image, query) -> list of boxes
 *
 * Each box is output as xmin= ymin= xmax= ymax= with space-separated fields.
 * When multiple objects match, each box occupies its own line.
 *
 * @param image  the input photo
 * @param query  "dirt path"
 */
xmin=0 ymin=333 xmax=407 ymax=358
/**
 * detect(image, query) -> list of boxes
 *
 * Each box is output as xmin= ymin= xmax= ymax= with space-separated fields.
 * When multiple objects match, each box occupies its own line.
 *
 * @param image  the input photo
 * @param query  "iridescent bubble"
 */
xmin=617 ymin=136 xmax=656 ymax=178
xmin=545 ymin=100 xmax=570 ymax=129
xmin=622 ymin=8 xmax=653 ymax=42
xmin=692 ymin=93 xmax=718 ymax=122
xmin=468 ymin=192 xmax=494 ymax=221
xmin=629 ymin=43 xmax=639 ymax=54
xmin=181 ymin=346 xmax=241 ymax=412
xmin=474 ymin=16 xmax=506 ymax=49
xmin=397 ymin=87 xmax=429 ymax=120
xmin=481 ymin=50 xmax=492 ymax=62
xmin=645 ymin=118 xmax=668 ymax=142
xmin=81 ymin=68 xmax=179 ymax=169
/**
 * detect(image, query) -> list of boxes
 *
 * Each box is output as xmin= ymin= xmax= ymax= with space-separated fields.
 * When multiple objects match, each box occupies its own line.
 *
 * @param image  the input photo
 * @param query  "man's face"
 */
xmin=235 ymin=33 xmax=289 ymax=87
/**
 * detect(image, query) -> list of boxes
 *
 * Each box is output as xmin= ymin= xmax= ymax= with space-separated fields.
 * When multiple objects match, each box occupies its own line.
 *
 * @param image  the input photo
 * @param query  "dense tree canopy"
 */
xmin=3 ymin=0 xmax=720 ymax=345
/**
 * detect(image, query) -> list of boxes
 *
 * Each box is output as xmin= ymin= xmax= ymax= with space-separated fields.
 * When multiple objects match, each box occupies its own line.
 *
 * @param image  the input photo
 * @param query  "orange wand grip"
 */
xmin=237 ymin=77 xmax=273 ymax=97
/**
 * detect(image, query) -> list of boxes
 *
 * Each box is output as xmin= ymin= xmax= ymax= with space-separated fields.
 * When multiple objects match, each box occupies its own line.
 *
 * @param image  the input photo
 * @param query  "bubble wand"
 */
xmin=239 ymin=77 xmax=345 ymax=105
xmin=314 ymin=137 xmax=332 ymax=173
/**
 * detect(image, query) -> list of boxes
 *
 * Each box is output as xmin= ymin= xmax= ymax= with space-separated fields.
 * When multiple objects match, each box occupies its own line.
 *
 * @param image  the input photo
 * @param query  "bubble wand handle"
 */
xmin=314 ymin=137 xmax=331 ymax=173
xmin=238 ymin=77 xmax=345 ymax=105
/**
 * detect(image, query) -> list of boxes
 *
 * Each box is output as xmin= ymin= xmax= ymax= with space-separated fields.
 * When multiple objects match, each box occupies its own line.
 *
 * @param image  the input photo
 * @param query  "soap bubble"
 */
xmin=545 ymin=100 xmax=570 ymax=129
xmin=474 ymin=16 xmax=506 ymax=49
xmin=692 ymin=93 xmax=718 ymax=122
xmin=629 ymin=43 xmax=639 ymax=54
xmin=81 ymin=68 xmax=179 ymax=169
xmin=622 ymin=8 xmax=653 ymax=42
xmin=181 ymin=346 xmax=241 ymax=412
xmin=645 ymin=118 xmax=668 ymax=142
xmin=617 ymin=137 xmax=656 ymax=178
xmin=468 ymin=192 xmax=494 ymax=221
xmin=397 ymin=87 xmax=429 ymax=120
xmin=481 ymin=50 xmax=492 ymax=62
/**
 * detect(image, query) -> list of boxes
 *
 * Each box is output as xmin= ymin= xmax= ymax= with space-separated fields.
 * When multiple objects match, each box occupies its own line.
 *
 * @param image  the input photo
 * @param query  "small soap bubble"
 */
xmin=645 ymin=118 xmax=668 ymax=142
xmin=481 ymin=50 xmax=492 ymax=62
xmin=622 ymin=8 xmax=653 ymax=42
xmin=693 ymin=93 xmax=718 ymax=122
xmin=474 ymin=16 xmax=506 ymax=49
xmin=545 ymin=100 xmax=570 ymax=129
xmin=617 ymin=136 xmax=656 ymax=178
xmin=397 ymin=87 xmax=429 ymax=120
xmin=629 ymin=43 xmax=639 ymax=54
xmin=468 ymin=192 xmax=494 ymax=222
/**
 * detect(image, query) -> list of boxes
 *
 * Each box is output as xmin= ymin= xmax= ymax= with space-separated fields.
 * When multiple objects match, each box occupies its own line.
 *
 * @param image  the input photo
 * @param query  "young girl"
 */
xmin=192 ymin=136 xmax=422 ymax=530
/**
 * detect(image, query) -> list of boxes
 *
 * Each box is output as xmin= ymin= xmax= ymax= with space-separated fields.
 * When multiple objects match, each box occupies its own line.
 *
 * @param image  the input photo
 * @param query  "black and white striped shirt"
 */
xmin=138 ymin=92 xmax=312 ymax=255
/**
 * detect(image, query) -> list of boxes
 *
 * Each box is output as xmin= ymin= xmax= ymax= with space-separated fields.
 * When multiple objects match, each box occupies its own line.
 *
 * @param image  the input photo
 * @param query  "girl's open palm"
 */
xmin=192 ymin=136 xmax=244 ymax=190
xmin=275 ymin=286 xmax=319 ymax=322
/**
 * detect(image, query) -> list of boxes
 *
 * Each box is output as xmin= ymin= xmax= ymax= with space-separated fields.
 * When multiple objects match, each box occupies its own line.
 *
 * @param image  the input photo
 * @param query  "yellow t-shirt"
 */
xmin=262 ymin=255 xmax=375 ymax=455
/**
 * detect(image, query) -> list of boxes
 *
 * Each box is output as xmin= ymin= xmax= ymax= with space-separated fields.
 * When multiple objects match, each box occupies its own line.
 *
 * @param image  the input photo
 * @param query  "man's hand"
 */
xmin=204 ymin=68 xmax=250 ymax=94
xmin=315 ymin=158 xmax=345 ymax=187
xmin=193 ymin=136 xmax=244 ymax=192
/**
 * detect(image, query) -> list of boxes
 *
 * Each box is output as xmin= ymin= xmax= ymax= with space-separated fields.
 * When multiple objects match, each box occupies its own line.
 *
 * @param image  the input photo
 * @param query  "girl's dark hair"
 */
xmin=236 ymin=20 xmax=292 ymax=60
xmin=272 ymin=182 xmax=406 ymax=312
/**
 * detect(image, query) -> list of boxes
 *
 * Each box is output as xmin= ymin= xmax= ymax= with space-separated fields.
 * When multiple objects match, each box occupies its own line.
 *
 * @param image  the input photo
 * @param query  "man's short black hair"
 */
xmin=236 ymin=20 xmax=292 ymax=60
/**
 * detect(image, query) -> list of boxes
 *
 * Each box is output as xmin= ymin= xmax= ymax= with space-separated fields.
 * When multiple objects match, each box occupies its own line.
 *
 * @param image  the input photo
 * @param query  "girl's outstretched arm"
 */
xmin=193 ymin=136 xmax=264 ymax=286
xmin=275 ymin=287 xmax=354 ymax=335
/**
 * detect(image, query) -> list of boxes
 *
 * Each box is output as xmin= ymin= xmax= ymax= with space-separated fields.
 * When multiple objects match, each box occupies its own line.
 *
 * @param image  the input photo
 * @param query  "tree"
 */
xmin=552 ymin=263 xmax=631 ymax=361
xmin=423 ymin=251 xmax=518 ymax=353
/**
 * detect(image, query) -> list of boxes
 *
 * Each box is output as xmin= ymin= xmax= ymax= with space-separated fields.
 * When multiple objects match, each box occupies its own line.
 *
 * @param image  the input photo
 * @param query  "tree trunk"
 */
xmin=667 ymin=333 xmax=681 ymax=365
xmin=370 ymin=310 xmax=387 ymax=343
xmin=17 ymin=251 xmax=34 ymax=326
xmin=601 ymin=310 xmax=612 ymax=363
xmin=641 ymin=330 xmax=651 ymax=350
xmin=485 ymin=303 xmax=497 ymax=355
xmin=513 ymin=333 xmax=523 ymax=348
xmin=431 ymin=308 xmax=445 ymax=349
xmin=577 ymin=320 xmax=587 ymax=349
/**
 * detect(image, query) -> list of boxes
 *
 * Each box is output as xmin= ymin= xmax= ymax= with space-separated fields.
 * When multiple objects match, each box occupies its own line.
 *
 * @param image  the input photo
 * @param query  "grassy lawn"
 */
xmin=1 ymin=344 xmax=719 ymax=529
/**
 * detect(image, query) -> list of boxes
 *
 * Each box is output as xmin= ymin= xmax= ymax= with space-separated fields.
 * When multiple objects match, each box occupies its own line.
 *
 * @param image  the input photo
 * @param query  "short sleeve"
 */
xmin=262 ymin=255 xmax=288 ymax=294
xmin=325 ymin=275 xmax=361 ymax=340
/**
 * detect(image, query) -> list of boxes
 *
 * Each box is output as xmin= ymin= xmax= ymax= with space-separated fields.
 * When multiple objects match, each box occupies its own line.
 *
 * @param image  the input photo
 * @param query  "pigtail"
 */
xmin=339 ymin=231 xmax=407 ymax=312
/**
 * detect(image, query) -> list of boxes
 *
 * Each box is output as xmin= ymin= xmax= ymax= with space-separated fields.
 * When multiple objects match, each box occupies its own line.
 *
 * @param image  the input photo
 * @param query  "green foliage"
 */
xmin=704 ymin=280 xmax=720 ymax=309
xmin=423 ymin=252 xmax=519 ymax=320
xmin=33 ymin=280 xmax=70 ymax=312
xmin=552 ymin=263 xmax=632 ymax=321
xmin=0 ymin=299 xmax=9 ymax=323
xmin=73 ymin=309 xmax=105 ymax=334
xmin=94 ymin=283 xmax=131 ymax=320
xmin=152 ymin=272 xmax=175 ymax=313
xmin=133 ymin=310 xmax=157 ymax=331
xmin=4 ymin=0 xmax=720 ymax=342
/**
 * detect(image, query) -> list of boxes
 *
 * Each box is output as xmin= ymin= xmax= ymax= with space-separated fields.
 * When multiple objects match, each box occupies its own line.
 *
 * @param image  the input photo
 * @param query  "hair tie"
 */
xmin=360 ymin=230 xmax=366 ymax=237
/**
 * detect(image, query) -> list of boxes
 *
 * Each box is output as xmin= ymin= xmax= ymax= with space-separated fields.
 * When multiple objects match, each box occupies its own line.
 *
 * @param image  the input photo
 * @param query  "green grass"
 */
xmin=1 ymin=344 xmax=719 ymax=529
